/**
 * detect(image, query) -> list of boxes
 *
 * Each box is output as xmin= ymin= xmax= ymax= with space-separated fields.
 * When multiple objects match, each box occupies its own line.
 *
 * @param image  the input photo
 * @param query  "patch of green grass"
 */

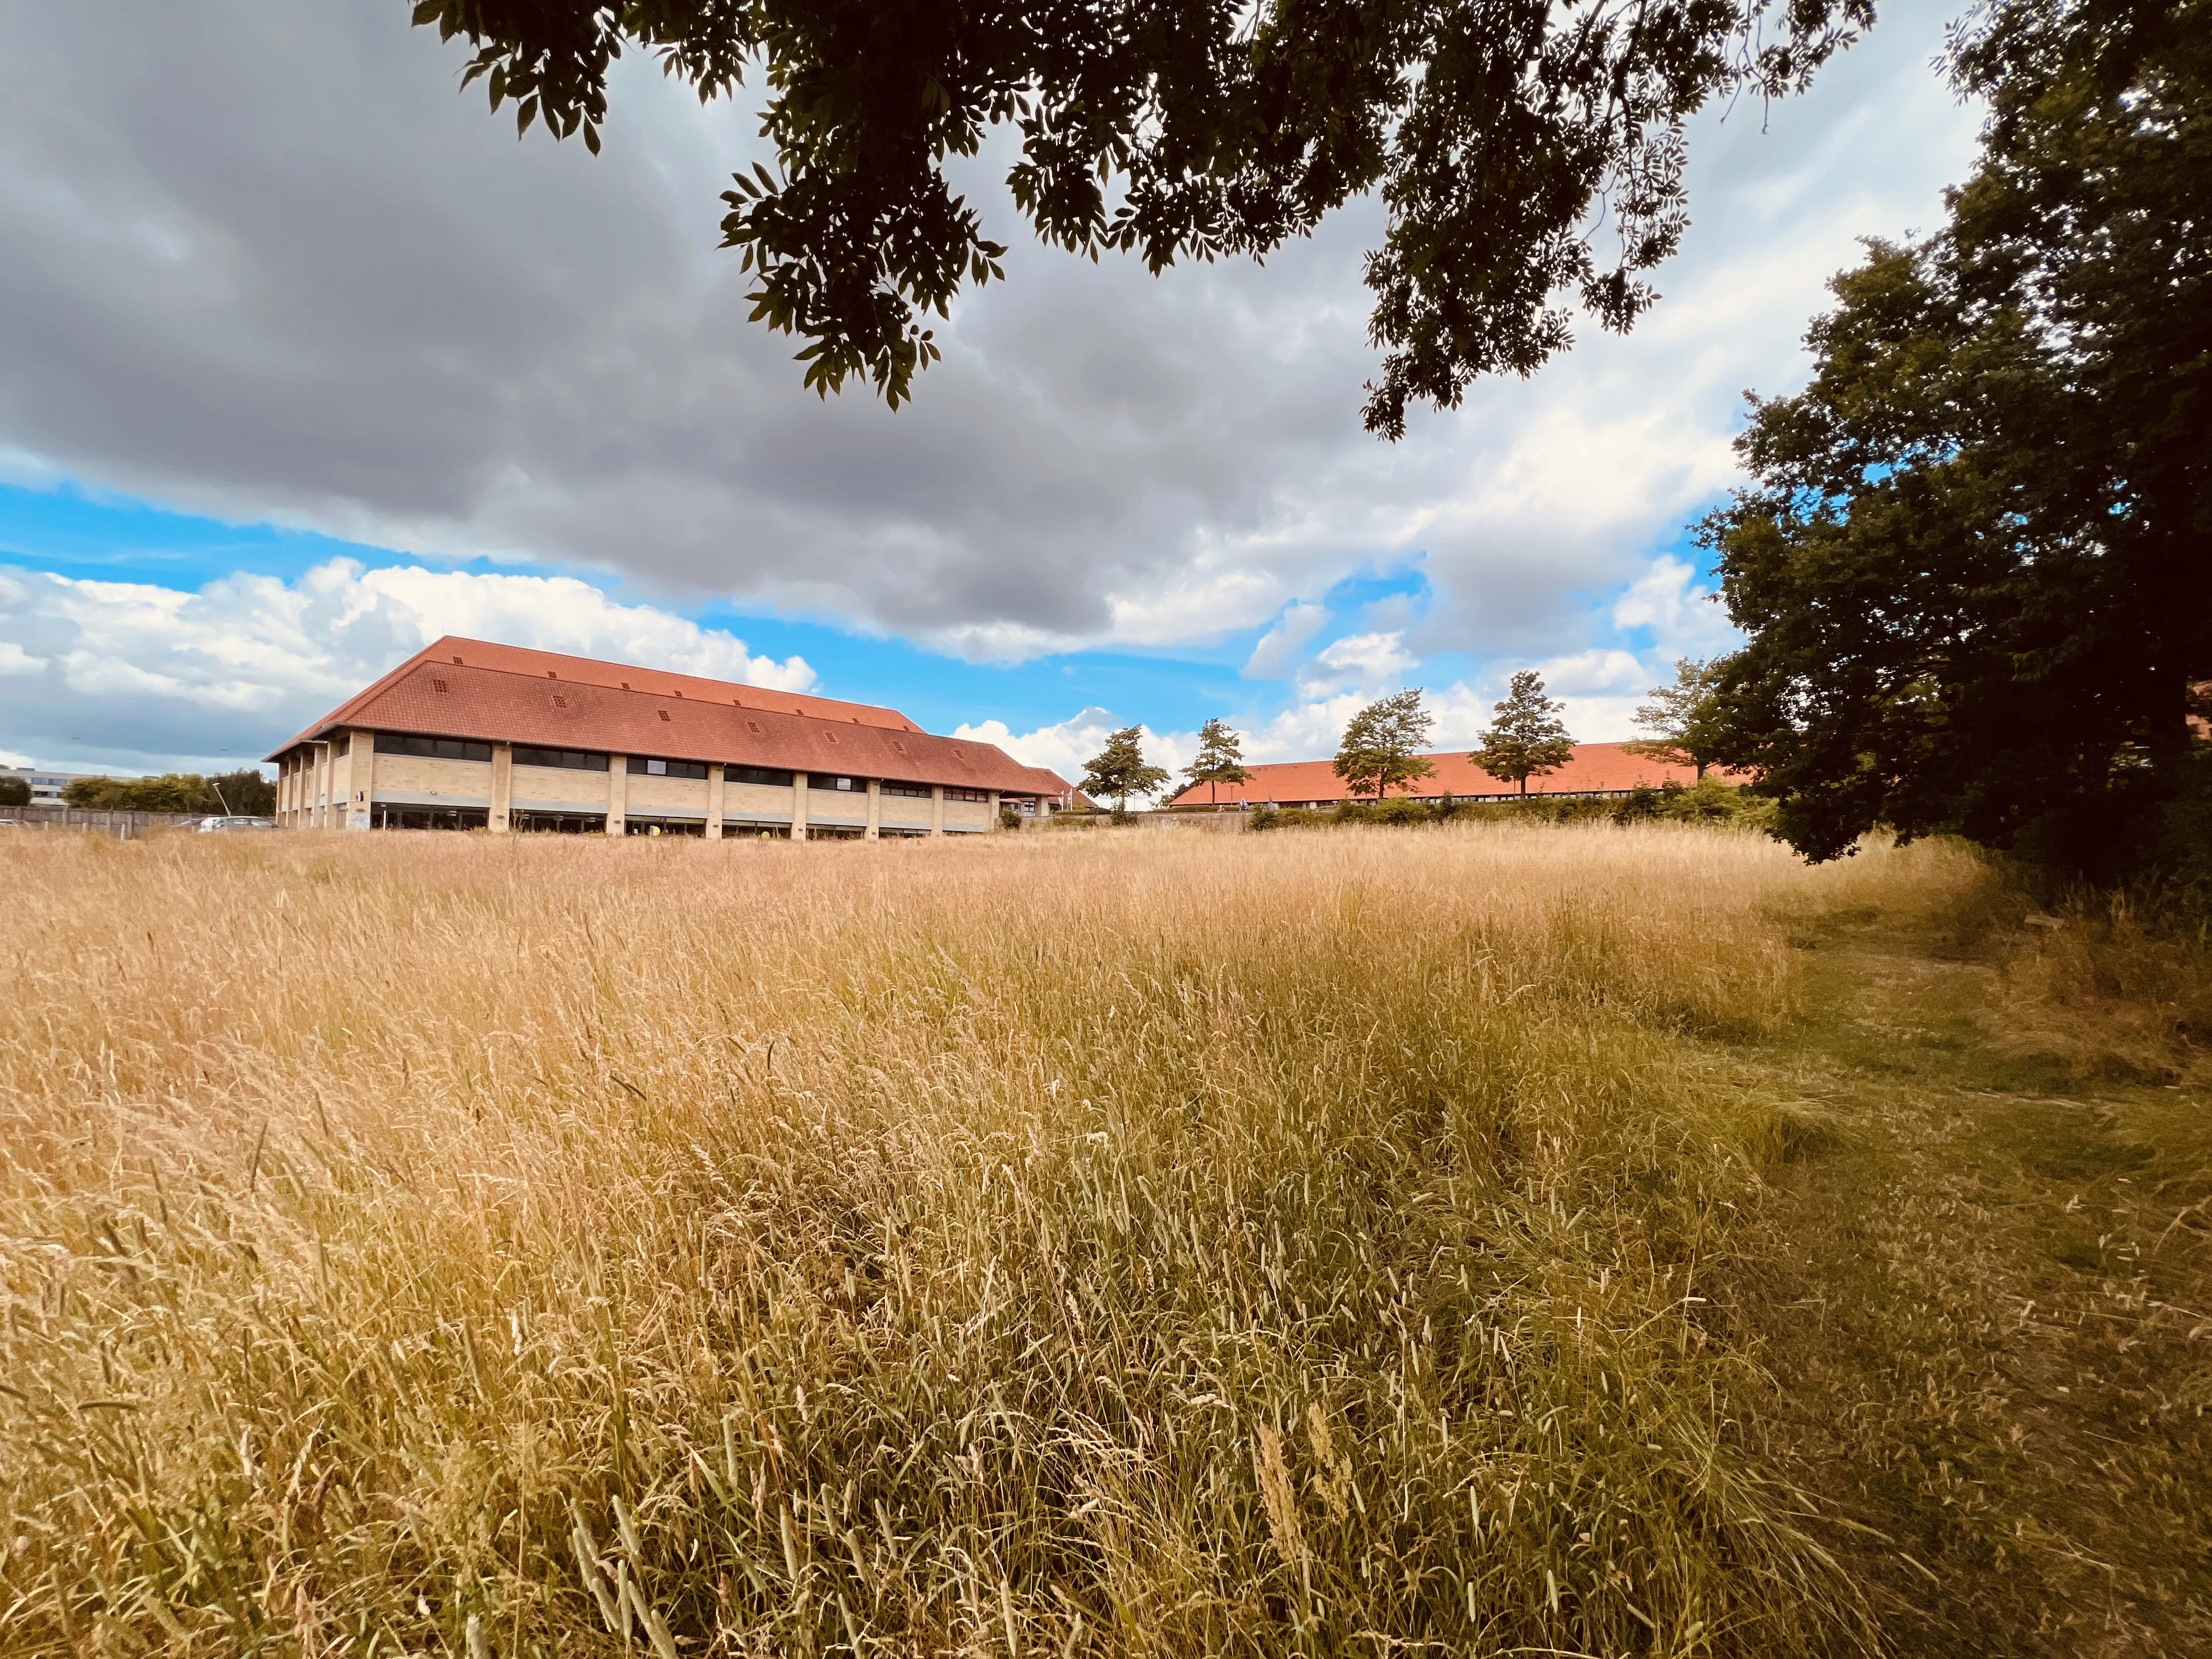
xmin=1735 ymin=879 xmax=2212 ymax=1657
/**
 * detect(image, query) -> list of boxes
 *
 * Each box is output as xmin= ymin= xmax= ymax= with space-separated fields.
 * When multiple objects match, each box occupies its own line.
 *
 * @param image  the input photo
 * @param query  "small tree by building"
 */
xmin=0 ymin=776 xmax=29 ymax=808
xmin=1181 ymin=718 xmax=1254 ymax=808
xmin=1623 ymin=657 xmax=1726 ymax=780
xmin=1334 ymin=690 xmax=1436 ymax=805
xmin=208 ymin=768 xmax=278 ymax=816
xmin=1471 ymin=671 xmax=1575 ymax=795
xmin=1081 ymin=726 xmax=1170 ymax=821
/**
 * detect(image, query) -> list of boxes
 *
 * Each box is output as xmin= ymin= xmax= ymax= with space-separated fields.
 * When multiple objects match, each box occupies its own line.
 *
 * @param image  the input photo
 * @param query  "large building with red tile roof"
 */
xmin=269 ymin=637 xmax=1077 ymax=837
xmin=1165 ymin=743 xmax=1724 ymax=810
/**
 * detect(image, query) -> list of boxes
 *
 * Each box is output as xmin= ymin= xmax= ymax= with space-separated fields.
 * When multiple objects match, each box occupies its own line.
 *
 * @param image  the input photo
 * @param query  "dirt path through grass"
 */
xmin=1735 ymin=902 xmax=2212 ymax=1656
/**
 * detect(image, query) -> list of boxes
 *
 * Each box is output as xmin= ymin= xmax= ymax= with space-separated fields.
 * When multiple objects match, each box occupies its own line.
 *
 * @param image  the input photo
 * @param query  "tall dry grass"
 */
xmin=0 ymin=823 xmax=1953 ymax=1657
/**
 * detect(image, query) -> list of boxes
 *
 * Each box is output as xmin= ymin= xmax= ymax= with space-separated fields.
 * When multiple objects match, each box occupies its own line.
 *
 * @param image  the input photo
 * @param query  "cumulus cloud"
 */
xmin=953 ymin=707 xmax=1193 ymax=798
xmin=1311 ymin=630 xmax=1416 ymax=680
xmin=1611 ymin=556 xmax=1740 ymax=660
xmin=0 ymin=0 xmax=1980 ymax=671
xmin=0 ymin=558 xmax=812 ymax=772
xmin=1243 ymin=601 xmax=1330 ymax=679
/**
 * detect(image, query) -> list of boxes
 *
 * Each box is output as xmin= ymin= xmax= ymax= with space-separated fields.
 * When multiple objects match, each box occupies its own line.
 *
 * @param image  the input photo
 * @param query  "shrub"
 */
xmin=0 ymin=776 xmax=29 ymax=808
xmin=1247 ymin=805 xmax=1335 ymax=831
xmin=64 ymin=774 xmax=212 ymax=812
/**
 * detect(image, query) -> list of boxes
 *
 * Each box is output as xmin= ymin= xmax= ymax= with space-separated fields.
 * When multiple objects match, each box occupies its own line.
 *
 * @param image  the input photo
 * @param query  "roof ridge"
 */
xmin=425 ymin=635 xmax=916 ymax=727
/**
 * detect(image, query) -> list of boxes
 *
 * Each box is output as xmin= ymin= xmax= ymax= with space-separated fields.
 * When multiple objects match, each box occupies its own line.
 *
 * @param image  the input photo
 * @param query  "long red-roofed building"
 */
xmin=269 ymin=637 xmax=1077 ymax=837
xmin=1165 ymin=743 xmax=1725 ymax=810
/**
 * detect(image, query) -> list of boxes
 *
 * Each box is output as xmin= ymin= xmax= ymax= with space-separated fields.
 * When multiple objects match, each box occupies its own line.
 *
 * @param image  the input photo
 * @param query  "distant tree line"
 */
xmin=60 ymin=770 xmax=276 ymax=816
xmin=1073 ymin=665 xmax=1733 ymax=821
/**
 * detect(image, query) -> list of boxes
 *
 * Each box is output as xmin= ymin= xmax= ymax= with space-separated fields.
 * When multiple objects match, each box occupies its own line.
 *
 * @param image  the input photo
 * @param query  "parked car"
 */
xmin=198 ymin=816 xmax=279 ymax=832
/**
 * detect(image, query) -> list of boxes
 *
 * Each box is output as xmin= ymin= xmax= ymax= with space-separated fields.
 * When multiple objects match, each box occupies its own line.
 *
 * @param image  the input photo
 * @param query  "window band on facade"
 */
xmin=375 ymin=732 xmax=494 ymax=763
xmin=625 ymin=756 xmax=709 ymax=780
xmin=513 ymin=747 xmax=611 ymax=772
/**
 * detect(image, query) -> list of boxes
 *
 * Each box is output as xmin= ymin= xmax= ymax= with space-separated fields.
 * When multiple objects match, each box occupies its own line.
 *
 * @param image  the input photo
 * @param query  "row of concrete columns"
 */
xmin=277 ymin=732 xmax=1003 ymax=838
xmin=276 ymin=738 xmax=340 ymax=827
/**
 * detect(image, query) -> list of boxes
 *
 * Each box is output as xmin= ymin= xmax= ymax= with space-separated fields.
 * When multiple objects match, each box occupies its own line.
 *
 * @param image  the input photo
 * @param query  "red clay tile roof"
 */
xmin=1165 ymin=743 xmax=1732 ymax=807
xmin=270 ymin=638 xmax=1067 ymax=796
xmin=307 ymin=636 xmax=919 ymax=733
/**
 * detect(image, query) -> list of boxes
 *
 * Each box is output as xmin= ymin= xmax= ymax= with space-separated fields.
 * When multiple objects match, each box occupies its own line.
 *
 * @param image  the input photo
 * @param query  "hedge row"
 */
xmin=1244 ymin=779 xmax=1778 ymax=833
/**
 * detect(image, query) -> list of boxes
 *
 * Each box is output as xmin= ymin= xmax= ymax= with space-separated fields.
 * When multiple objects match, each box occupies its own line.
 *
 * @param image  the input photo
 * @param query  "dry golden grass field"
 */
xmin=2 ymin=823 xmax=2207 ymax=1658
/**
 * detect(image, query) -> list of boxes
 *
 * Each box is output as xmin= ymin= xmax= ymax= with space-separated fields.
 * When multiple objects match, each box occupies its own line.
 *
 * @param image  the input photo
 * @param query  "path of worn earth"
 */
xmin=1722 ymin=904 xmax=2212 ymax=1657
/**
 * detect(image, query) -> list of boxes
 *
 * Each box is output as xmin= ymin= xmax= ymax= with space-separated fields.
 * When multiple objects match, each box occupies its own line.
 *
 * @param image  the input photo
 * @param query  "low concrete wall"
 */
xmin=0 ymin=806 xmax=206 ymax=837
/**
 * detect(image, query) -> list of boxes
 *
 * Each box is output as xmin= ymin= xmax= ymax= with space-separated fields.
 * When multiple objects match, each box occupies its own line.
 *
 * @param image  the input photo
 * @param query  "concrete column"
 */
xmin=865 ymin=777 xmax=881 ymax=841
xmin=986 ymin=791 xmax=1001 ymax=833
xmin=606 ymin=755 xmax=628 ymax=837
xmin=345 ymin=729 xmax=375 ymax=831
xmin=706 ymin=764 xmax=725 ymax=840
xmin=490 ymin=743 xmax=513 ymax=833
xmin=791 ymin=772 xmax=809 ymax=842
xmin=929 ymin=784 xmax=944 ymax=837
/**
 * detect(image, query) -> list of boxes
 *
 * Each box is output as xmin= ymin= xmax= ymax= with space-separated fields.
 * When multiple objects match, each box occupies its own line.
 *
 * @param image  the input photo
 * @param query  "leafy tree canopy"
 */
xmin=0 ymin=776 xmax=29 ymax=809
xmin=1081 ymin=725 xmax=1171 ymax=812
xmin=1624 ymin=656 xmax=1728 ymax=778
xmin=1472 ymin=670 xmax=1575 ymax=794
xmin=59 ymin=770 xmax=275 ymax=816
xmin=1701 ymin=0 xmax=2211 ymax=868
xmin=1181 ymin=717 xmax=1253 ymax=804
xmin=1334 ymin=689 xmax=1435 ymax=802
xmin=413 ymin=0 xmax=1871 ymax=431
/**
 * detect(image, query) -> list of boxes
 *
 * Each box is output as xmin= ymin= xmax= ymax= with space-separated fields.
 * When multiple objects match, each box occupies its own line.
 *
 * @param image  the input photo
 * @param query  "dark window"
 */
xmin=512 ymin=810 xmax=606 ymax=834
xmin=881 ymin=781 xmax=932 ymax=798
xmin=811 ymin=775 xmax=859 ymax=792
xmin=370 ymin=805 xmax=489 ymax=831
xmin=727 ymin=765 xmax=794 ymax=788
xmin=514 ymin=747 xmax=609 ymax=772
xmin=626 ymin=756 xmax=709 ymax=780
xmin=946 ymin=788 xmax=991 ymax=803
xmin=376 ymin=733 xmax=493 ymax=763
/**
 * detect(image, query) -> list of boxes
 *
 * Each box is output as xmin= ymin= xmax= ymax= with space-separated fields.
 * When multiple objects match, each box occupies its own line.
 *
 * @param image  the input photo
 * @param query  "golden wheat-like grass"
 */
xmin=0 ymin=823 xmax=1971 ymax=1657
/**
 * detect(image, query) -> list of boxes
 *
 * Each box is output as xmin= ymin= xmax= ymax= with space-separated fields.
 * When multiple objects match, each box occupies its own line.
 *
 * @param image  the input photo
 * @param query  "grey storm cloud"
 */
xmin=0 ymin=0 xmax=1982 ymax=661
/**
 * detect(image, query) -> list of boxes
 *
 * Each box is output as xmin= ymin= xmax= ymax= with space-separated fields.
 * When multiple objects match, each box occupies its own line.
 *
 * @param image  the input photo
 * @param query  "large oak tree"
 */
xmin=411 ymin=0 xmax=1871 ymax=430
xmin=1702 ymin=0 xmax=2210 ymax=872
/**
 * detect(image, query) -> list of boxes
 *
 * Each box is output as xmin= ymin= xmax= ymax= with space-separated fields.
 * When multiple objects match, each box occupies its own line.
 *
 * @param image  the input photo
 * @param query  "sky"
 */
xmin=0 ymin=0 xmax=1984 ymax=789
